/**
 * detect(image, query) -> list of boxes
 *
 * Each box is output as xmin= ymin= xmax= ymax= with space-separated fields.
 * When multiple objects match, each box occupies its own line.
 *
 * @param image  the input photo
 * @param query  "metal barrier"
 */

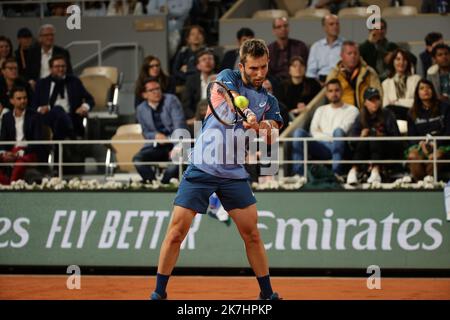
xmin=1 ymin=136 xmax=449 ymax=183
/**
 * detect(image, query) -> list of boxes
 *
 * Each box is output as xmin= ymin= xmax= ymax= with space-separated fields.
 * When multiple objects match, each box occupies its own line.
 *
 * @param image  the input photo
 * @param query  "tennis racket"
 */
xmin=206 ymin=81 xmax=253 ymax=126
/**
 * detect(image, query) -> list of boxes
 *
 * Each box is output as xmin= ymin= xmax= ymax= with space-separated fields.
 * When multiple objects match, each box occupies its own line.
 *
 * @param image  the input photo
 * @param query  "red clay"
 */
xmin=1 ymin=275 xmax=449 ymax=300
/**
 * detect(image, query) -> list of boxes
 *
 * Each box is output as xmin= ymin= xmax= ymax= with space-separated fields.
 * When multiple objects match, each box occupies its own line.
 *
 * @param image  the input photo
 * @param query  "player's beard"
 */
xmin=243 ymin=70 xmax=264 ymax=89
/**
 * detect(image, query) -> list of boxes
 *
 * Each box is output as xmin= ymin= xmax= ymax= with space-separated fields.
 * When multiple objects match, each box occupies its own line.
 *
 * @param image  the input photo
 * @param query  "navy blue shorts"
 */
xmin=174 ymin=165 xmax=256 ymax=214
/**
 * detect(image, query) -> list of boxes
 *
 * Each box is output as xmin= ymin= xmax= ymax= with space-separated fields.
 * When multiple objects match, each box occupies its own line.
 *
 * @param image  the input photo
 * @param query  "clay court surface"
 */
xmin=1 ymin=275 xmax=450 ymax=300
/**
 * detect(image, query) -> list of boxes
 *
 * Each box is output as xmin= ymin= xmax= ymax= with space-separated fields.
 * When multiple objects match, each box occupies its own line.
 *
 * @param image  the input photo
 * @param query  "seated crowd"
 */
xmin=0 ymin=9 xmax=449 ymax=186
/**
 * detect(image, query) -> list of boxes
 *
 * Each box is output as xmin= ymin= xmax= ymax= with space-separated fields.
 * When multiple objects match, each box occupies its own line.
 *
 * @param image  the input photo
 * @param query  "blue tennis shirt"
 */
xmin=190 ymin=69 xmax=283 ymax=179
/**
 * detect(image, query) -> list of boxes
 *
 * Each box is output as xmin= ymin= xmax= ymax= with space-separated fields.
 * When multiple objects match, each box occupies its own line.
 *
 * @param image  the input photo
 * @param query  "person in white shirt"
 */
xmin=306 ymin=14 xmax=344 ymax=84
xmin=291 ymin=78 xmax=359 ymax=176
xmin=181 ymin=48 xmax=216 ymax=128
xmin=382 ymin=48 xmax=421 ymax=120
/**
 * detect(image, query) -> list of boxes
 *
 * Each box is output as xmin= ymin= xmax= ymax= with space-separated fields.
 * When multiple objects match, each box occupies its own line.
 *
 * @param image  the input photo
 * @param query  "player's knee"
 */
xmin=242 ymin=228 xmax=261 ymax=245
xmin=166 ymin=227 xmax=187 ymax=245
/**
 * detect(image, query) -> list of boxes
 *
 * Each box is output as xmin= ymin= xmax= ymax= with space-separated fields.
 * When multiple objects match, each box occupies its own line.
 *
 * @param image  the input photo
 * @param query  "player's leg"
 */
xmin=152 ymin=205 xmax=196 ymax=299
xmin=218 ymin=178 xmax=280 ymax=300
xmin=153 ymin=165 xmax=216 ymax=299
xmin=228 ymin=204 xmax=279 ymax=300
xmin=157 ymin=206 xmax=196 ymax=274
xmin=228 ymin=204 xmax=268 ymax=276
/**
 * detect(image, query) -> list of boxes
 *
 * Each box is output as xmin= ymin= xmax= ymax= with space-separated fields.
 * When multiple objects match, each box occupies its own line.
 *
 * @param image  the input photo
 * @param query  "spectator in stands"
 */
xmin=382 ymin=48 xmax=421 ymax=120
xmin=277 ymin=56 xmax=321 ymax=117
xmin=420 ymin=32 xmax=444 ymax=78
xmin=172 ymin=25 xmax=207 ymax=85
xmin=0 ymin=36 xmax=13 ymax=69
xmin=359 ymin=19 xmax=399 ymax=81
xmin=406 ymin=78 xmax=450 ymax=181
xmin=421 ymin=0 xmax=450 ymax=13
xmin=15 ymin=28 xmax=35 ymax=77
xmin=83 ymin=1 xmax=107 ymax=16
xmin=25 ymin=24 xmax=73 ymax=86
xmin=32 ymin=55 xmax=94 ymax=140
xmin=133 ymin=77 xmax=186 ymax=183
xmin=182 ymin=48 xmax=216 ymax=129
xmin=220 ymin=28 xmax=255 ymax=71
xmin=306 ymin=14 xmax=344 ymax=84
xmin=346 ymin=87 xmax=401 ymax=185
xmin=107 ymin=0 xmax=143 ymax=15
xmin=262 ymin=79 xmax=290 ymax=134
xmin=135 ymin=55 xmax=176 ymax=107
xmin=308 ymin=0 xmax=349 ymax=14
xmin=147 ymin=0 xmax=193 ymax=57
xmin=47 ymin=2 xmax=73 ymax=16
xmin=0 ymin=58 xmax=33 ymax=113
xmin=291 ymin=79 xmax=359 ymax=176
xmin=427 ymin=44 xmax=450 ymax=104
xmin=268 ymin=17 xmax=309 ymax=82
xmin=0 ymin=87 xmax=43 ymax=185
xmin=2 ymin=1 xmax=40 ymax=17
xmin=327 ymin=41 xmax=381 ymax=109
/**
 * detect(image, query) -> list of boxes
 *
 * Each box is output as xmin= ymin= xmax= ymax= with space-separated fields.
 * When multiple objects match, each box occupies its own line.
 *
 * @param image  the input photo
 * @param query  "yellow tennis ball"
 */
xmin=234 ymin=95 xmax=249 ymax=110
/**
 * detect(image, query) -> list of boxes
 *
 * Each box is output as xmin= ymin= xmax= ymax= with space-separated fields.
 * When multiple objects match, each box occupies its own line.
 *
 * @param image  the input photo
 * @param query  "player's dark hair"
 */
xmin=239 ymin=38 xmax=269 ymax=65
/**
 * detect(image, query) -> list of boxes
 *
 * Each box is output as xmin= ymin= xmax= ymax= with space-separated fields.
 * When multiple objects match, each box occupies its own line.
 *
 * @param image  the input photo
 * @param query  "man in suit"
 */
xmin=0 ymin=86 xmax=43 ymax=185
xmin=181 ymin=48 xmax=216 ymax=129
xmin=220 ymin=28 xmax=255 ymax=72
xmin=25 ymin=24 xmax=73 ymax=86
xmin=32 ymin=55 xmax=94 ymax=140
xmin=134 ymin=77 xmax=186 ymax=183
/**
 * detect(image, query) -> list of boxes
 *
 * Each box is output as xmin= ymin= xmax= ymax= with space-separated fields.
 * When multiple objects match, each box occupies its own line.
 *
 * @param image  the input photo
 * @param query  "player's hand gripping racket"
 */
xmin=206 ymin=81 xmax=256 ymax=126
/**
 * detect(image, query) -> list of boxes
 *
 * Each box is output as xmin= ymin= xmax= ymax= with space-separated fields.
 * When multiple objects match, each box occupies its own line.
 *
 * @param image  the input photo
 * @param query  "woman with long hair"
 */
xmin=346 ymin=87 xmax=401 ymax=184
xmin=276 ymin=56 xmax=321 ymax=117
xmin=382 ymin=48 xmax=421 ymax=119
xmin=406 ymin=79 xmax=450 ymax=181
xmin=134 ymin=55 xmax=175 ymax=107
xmin=0 ymin=36 xmax=13 ymax=69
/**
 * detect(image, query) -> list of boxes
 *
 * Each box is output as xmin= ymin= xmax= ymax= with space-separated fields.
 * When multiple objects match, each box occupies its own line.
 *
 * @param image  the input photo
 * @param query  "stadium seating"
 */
xmin=79 ymin=66 xmax=121 ymax=116
xmin=275 ymin=0 xmax=309 ymax=16
xmin=294 ymin=8 xmax=330 ymax=18
xmin=382 ymin=5 xmax=418 ymax=17
xmin=252 ymin=9 xmax=289 ymax=19
xmin=337 ymin=7 xmax=370 ymax=18
xmin=110 ymin=124 xmax=144 ymax=173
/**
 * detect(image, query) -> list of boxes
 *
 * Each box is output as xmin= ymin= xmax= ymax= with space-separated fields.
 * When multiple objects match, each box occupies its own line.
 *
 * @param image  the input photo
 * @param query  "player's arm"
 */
xmin=217 ymin=69 xmax=257 ymax=125
xmin=258 ymin=97 xmax=283 ymax=144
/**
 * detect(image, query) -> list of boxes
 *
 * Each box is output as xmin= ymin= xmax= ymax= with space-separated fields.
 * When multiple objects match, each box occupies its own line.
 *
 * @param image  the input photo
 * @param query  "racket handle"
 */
xmin=242 ymin=108 xmax=256 ymax=118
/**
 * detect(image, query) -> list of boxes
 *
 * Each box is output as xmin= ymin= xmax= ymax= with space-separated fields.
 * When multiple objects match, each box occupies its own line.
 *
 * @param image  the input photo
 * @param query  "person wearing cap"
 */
xmin=326 ymin=40 xmax=381 ymax=110
xmin=346 ymin=87 xmax=401 ymax=185
xmin=15 ymin=27 xmax=34 ymax=78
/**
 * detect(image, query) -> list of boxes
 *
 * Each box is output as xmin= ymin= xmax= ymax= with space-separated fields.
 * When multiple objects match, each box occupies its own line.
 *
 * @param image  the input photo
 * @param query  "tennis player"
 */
xmin=151 ymin=39 xmax=283 ymax=300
